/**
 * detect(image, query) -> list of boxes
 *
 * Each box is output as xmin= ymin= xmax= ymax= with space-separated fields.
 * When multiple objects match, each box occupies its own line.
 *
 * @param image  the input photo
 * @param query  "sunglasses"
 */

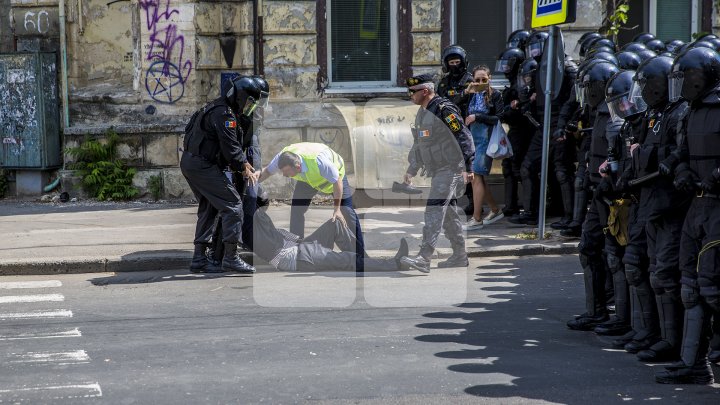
xmin=408 ymin=88 xmax=426 ymax=96
xmin=473 ymin=78 xmax=489 ymax=84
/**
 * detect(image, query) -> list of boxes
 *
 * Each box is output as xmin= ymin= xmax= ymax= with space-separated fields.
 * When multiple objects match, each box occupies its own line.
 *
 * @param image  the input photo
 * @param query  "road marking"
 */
xmin=0 ymin=382 xmax=102 ymax=399
xmin=0 ymin=280 xmax=62 ymax=289
xmin=8 ymin=350 xmax=90 ymax=365
xmin=0 ymin=294 xmax=64 ymax=304
xmin=0 ymin=328 xmax=82 ymax=341
xmin=0 ymin=310 xmax=72 ymax=320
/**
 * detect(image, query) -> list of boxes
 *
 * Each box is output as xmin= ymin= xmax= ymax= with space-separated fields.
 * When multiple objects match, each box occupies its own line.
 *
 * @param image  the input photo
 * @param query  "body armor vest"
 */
xmin=686 ymin=102 xmax=720 ymax=180
xmin=414 ymin=98 xmax=464 ymax=175
xmin=183 ymin=99 xmax=229 ymax=160
xmin=636 ymin=101 xmax=689 ymax=177
xmin=589 ymin=103 xmax=611 ymax=185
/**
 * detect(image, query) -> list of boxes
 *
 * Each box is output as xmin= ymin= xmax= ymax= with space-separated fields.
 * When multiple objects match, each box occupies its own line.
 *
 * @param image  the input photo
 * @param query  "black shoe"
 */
xmin=502 ymin=207 xmax=519 ymax=217
xmin=612 ymin=330 xmax=636 ymax=349
xmin=709 ymin=349 xmax=720 ymax=364
xmin=625 ymin=336 xmax=659 ymax=354
xmin=463 ymin=204 xmax=475 ymax=216
xmin=222 ymin=243 xmax=256 ymax=274
xmin=594 ymin=317 xmax=632 ymax=336
xmin=394 ymin=238 xmax=409 ymax=268
xmin=637 ymin=341 xmax=680 ymax=362
xmin=567 ymin=313 xmax=609 ymax=331
xmin=560 ymin=224 xmax=582 ymax=238
xmin=401 ymin=255 xmax=431 ymax=273
xmin=437 ymin=251 xmax=468 ymax=268
xmin=190 ymin=244 xmax=223 ymax=273
xmin=508 ymin=212 xmax=535 ymax=225
xmin=550 ymin=218 xmax=572 ymax=230
xmin=655 ymin=362 xmax=714 ymax=385
xmin=392 ymin=181 xmax=423 ymax=195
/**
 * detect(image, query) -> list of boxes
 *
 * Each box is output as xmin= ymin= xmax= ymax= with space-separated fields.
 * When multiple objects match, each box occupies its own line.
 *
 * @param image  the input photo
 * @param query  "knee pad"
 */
xmin=606 ymin=254 xmax=624 ymax=274
xmin=555 ymin=169 xmax=569 ymax=185
xmin=622 ymin=248 xmax=643 ymax=269
xmin=625 ymin=263 xmax=644 ymax=287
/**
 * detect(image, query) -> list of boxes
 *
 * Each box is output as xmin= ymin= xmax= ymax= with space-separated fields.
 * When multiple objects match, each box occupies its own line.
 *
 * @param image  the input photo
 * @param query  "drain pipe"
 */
xmin=256 ymin=0 xmax=265 ymax=76
xmin=59 ymin=0 xmax=70 ymax=128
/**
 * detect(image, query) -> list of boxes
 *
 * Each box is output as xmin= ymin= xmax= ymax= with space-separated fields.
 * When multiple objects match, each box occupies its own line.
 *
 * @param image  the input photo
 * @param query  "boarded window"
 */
xmin=329 ymin=0 xmax=393 ymax=84
xmin=455 ymin=0 xmax=507 ymax=70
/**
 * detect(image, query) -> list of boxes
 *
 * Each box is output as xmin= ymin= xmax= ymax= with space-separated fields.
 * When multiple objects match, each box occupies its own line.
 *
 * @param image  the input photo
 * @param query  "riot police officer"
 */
xmin=624 ymin=56 xmax=691 ymax=362
xmin=656 ymin=47 xmax=720 ymax=385
xmin=180 ymin=75 xmax=268 ymax=274
xmin=567 ymin=61 xmax=620 ymax=331
xmin=437 ymin=45 xmax=474 ymax=215
xmin=496 ymin=47 xmax=534 ymax=217
xmin=399 ymin=74 xmax=475 ymax=273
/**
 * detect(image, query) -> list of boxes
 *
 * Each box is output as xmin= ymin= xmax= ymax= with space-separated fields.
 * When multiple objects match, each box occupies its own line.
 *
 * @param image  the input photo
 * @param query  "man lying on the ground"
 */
xmin=252 ymin=208 xmax=408 ymax=272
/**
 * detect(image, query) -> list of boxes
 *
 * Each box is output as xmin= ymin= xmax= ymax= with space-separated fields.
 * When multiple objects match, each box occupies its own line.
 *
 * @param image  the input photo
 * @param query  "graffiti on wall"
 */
xmin=140 ymin=0 xmax=192 ymax=104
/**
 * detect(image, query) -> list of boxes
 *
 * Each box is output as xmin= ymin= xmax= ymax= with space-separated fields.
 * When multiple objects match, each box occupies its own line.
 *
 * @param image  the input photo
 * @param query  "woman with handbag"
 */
xmin=462 ymin=65 xmax=504 ymax=231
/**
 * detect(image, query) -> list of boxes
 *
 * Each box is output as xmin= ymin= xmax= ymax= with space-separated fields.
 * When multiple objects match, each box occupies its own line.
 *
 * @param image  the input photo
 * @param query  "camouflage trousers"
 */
xmin=418 ymin=168 xmax=465 ymax=258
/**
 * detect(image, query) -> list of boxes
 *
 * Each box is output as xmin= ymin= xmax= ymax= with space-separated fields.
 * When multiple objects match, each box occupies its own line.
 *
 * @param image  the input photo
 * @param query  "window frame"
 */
xmin=648 ymin=0 xmax=700 ymax=41
xmin=450 ymin=0 xmax=521 ymax=44
xmin=326 ymin=0 xmax=399 ymax=90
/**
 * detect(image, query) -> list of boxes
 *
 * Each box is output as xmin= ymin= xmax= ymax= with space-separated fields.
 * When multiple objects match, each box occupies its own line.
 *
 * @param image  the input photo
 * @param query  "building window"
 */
xmin=452 ymin=0 xmax=513 ymax=70
xmin=328 ymin=0 xmax=397 ymax=87
xmin=650 ymin=0 xmax=699 ymax=41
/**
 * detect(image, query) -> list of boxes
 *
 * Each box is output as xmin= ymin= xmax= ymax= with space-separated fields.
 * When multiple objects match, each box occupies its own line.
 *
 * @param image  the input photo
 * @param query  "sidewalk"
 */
xmin=0 ymin=200 xmax=579 ymax=275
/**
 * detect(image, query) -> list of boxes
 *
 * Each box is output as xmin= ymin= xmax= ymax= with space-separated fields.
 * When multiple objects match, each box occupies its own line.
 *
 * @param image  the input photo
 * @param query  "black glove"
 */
xmin=552 ymin=128 xmax=565 ymax=141
xmin=673 ymin=169 xmax=699 ymax=194
xmin=615 ymin=173 xmax=632 ymax=193
xmin=596 ymin=176 xmax=614 ymax=199
xmin=699 ymin=167 xmax=720 ymax=193
xmin=658 ymin=155 xmax=678 ymax=176
xmin=566 ymin=121 xmax=579 ymax=134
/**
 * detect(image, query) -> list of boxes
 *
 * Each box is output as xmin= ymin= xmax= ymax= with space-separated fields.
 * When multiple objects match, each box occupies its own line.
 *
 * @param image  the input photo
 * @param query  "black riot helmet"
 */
xmin=616 ymin=51 xmax=642 ymax=70
xmin=582 ymin=61 xmax=620 ymax=108
xmin=606 ymin=70 xmax=647 ymax=121
xmin=576 ymin=32 xmax=602 ymax=53
xmin=526 ymin=31 xmax=549 ymax=60
xmin=631 ymin=55 xmax=673 ymax=109
xmin=591 ymin=51 xmax=619 ymax=66
xmin=644 ymin=39 xmax=666 ymax=53
xmin=689 ymin=40 xmax=718 ymax=51
xmin=622 ymin=42 xmax=648 ymax=53
xmin=665 ymin=39 xmax=686 ymax=54
xmin=580 ymin=35 xmax=603 ymax=58
xmin=507 ymin=29 xmax=531 ymax=49
xmin=249 ymin=75 xmax=270 ymax=122
xmin=669 ymin=47 xmax=720 ymax=102
xmin=576 ymin=58 xmax=605 ymax=105
xmin=632 ymin=32 xmax=656 ymax=44
xmin=517 ymin=58 xmax=539 ymax=100
xmin=696 ymin=33 xmax=719 ymax=42
xmin=224 ymin=75 xmax=270 ymax=117
xmin=592 ymin=38 xmax=616 ymax=52
xmin=586 ymin=46 xmax=615 ymax=59
xmin=495 ymin=47 xmax=526 ymax=80
xmin=636 ymin=49 xmax=658 ymax=62
xmin=442 ymin=44 xmax=468 ymax=76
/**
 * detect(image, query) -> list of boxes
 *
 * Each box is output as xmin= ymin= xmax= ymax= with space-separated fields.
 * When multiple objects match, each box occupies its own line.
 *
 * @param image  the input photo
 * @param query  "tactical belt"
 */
xmin=696 ymin=190 xmax=720 ymax=199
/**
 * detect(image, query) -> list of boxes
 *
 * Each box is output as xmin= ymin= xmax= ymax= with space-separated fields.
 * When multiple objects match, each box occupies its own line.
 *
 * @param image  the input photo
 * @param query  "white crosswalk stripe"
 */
xmin=0 ymin=293 xmax=64 ymax=303
xmin=0 ymin=279 xmax=102 ymax=400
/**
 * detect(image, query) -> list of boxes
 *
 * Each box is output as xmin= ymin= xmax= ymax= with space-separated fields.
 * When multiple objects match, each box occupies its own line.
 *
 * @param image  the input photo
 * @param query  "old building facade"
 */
xmin=0 ymin=0 xmax=718 ymax=198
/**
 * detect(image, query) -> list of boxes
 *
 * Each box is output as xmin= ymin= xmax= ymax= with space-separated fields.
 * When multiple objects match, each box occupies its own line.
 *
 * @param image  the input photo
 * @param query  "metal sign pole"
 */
xmin=538 ymin=25 xmax=557 ymax=239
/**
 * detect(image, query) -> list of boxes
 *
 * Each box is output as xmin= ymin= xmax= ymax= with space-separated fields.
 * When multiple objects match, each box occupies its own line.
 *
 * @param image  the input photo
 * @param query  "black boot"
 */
xmin=638 ymin=290 xmax=683 ymax=362
xmin=222 ymin=243 xmax=256 ymax=274
xmin=438 ymin=250 xmax=469 ymax=268
xmin=394 ymin=238 xmax=409 ymax=269
xmin=568 ymin=253 xmax=608 ymax=330
xmin=594 ymin=316 xmax=632 ymax=336
xmin=401 ymin=255 xmax=431 ymax=273
xmin=550 ymin=217 xmax=572 ymax=230
xmin=559 ymin=221 xmax=582 ymax=237
xmin=190 ymin=244 xmax=223 ymax=273
xmin=612 ymin=330 xmax=636 ymax=349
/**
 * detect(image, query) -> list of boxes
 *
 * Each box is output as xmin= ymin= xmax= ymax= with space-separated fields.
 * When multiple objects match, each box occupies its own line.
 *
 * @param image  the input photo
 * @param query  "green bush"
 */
xmin=0 ymin=169 xmax=8 ymax=198
xmin=147 ymin=174 xmax=163 ymax=201
xmin=66 ymin=129 xmax=139 ymax=201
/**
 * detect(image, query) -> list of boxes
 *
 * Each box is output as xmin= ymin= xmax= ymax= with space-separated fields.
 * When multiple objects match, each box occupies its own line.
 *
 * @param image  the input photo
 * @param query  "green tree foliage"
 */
xmin=66 ymin=129 xmax=138 ymax=201
xmin=601 ymin=0 xmax=632 ymax=44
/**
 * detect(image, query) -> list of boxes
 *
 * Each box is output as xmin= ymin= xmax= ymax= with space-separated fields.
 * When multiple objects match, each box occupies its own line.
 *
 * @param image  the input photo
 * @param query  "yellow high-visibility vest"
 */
xmin=282 ymin=143 xmax=345 ymax=193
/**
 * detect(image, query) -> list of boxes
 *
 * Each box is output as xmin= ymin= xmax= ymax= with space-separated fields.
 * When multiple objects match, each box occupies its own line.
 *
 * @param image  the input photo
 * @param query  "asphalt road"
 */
xmin=0 ymin=255 xmax=718 ymax=404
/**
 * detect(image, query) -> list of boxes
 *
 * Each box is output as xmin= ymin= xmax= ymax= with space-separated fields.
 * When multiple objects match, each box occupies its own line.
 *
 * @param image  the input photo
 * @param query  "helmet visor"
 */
xmin=495 ymin=59 xmax=511 ymax=74
xmin=242 ymin=90 xmax=270 ymax=118
xmin=607 ymin=93 xmax=648 ymax=120
xmin=575 ymin=82 xmax=585 ymax=105
xmin=526 ymin=42 xmax=544 ymax=58
xmin=668 ymin=72 xmax=683 ymax=103
xmin=629 ymin=79 xmax=646 ymax=106
xmin=583 ymin=81 xmax=607 ymax=108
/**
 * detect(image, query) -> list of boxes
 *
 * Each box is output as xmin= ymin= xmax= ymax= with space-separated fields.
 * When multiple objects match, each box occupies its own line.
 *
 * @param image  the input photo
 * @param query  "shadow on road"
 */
xmin=413 ymin=256 xmax=720 ymax=404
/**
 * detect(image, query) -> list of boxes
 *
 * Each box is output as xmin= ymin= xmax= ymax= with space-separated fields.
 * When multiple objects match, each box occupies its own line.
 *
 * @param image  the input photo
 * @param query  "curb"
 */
xmin=0 ymin=243 xmax=579 ymax=276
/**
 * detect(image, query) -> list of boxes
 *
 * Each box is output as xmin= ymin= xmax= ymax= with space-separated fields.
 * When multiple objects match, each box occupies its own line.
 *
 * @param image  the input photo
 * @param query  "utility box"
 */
xmin=0 ymin=52 xmax=60 ymax=169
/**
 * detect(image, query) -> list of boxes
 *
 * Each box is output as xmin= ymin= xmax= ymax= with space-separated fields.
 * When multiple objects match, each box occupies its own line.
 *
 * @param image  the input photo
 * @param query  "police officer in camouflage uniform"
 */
xmin=181 ymin=76 xmax=268 ymax=274
xmin=399 ymin=74 xmax=475 ymax=273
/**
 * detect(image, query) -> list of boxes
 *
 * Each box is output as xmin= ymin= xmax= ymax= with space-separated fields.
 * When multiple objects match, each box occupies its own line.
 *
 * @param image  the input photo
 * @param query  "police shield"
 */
xmin=538 ymin=27 xmax=565 ymax=100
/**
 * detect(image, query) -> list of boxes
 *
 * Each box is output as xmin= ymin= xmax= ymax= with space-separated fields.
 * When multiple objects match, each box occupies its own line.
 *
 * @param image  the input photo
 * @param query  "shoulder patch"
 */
xmin=225 ymin=120 xmax=237 ymax=128
xmin=444 ymin=113 xmax=462 ymax=132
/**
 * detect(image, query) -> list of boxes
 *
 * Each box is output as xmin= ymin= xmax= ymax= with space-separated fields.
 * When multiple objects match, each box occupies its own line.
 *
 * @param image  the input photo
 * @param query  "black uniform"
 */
xmin=634 ymin=100 xmax=692 ymax=361
xmin=407 ymin=96 xmax=475 ymax=259
xmin=437 ymin=71 xmax=474 ymax=118
xmin=181 ymin=97 xmax=248 ymax=246
xmin=499 ymin=82 xmax=535 ymax=215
